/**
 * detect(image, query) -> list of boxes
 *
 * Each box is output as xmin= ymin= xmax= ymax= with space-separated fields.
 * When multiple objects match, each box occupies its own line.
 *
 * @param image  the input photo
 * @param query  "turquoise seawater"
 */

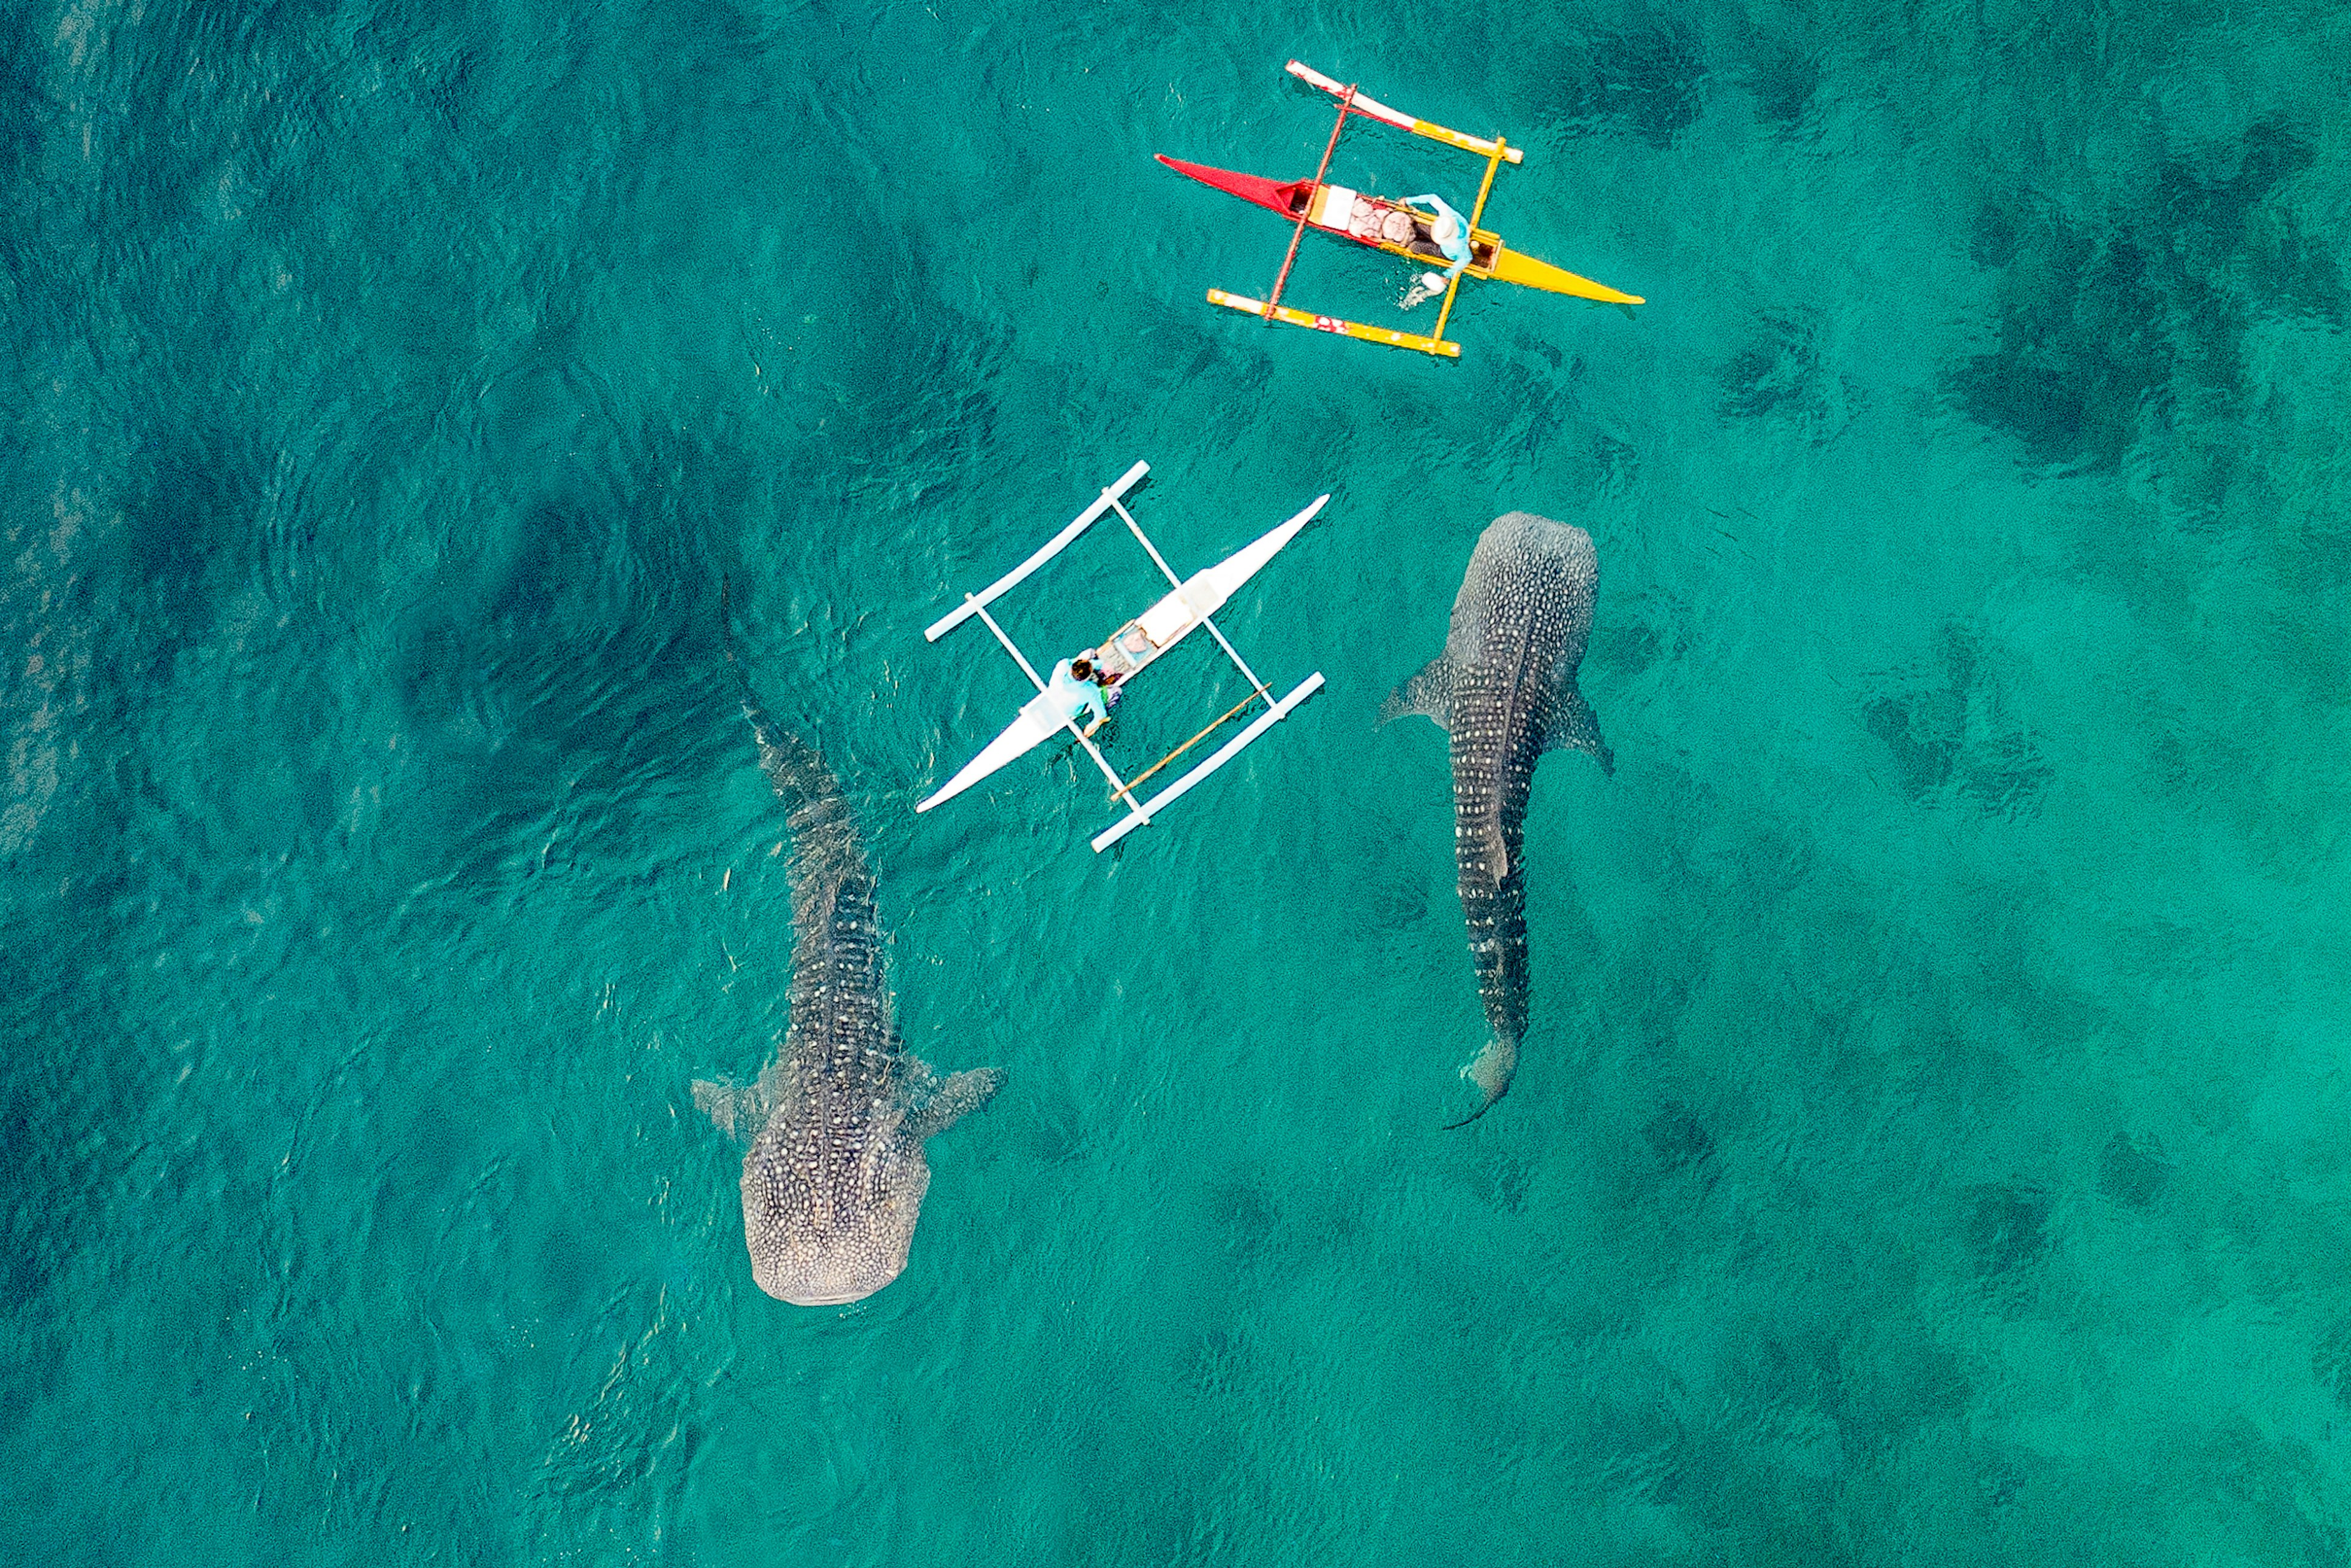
xmin=7 ymin=0 xmax=2351 ymax=1560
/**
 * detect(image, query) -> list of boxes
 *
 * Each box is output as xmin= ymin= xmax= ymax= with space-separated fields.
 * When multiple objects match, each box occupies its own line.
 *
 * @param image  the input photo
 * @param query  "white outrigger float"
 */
xmin=920 ymin=460 xmax=1328 ymax=852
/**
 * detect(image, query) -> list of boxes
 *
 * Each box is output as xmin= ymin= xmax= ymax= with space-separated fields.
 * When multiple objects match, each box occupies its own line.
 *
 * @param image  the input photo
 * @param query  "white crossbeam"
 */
xmin=1090 ymin=672 xmax=1324 ymax=852
xmin=926 ymin=460 xmax=1149 ymax=643
xmin=1106 ymin=496 xmax=1270 ymax=697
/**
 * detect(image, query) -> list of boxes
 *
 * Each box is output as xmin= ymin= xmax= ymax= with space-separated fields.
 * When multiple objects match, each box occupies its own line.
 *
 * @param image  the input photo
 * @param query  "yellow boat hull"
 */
xmin=1349 ymin=223 xmax=1642 ymax=306
xmin=1477 ymin=241 xmax=1644 ymax=305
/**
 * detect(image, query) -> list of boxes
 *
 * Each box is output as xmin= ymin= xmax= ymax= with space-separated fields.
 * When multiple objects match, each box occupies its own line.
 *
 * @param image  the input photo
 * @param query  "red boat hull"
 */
xmin=1156 ymin=154 xmax=1466 ymax=263
xmin=1155 ymin=156 xmax=1310 ymax=220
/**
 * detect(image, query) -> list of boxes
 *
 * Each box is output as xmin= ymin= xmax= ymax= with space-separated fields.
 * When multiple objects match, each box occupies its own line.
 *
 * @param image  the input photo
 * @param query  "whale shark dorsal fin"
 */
xmin=1380 ymin=655 xmax=1457 ymax=732
xmin=906 ymin=1067 xmax=1006 ymax=1142
xmin=1542 ymin=683 xmax=1615 ymax=775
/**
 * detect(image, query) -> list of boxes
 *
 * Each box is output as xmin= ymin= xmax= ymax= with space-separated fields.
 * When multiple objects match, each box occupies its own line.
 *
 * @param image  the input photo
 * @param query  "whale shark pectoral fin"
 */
xmin=696 ymin=1059 xmax=792 ymax=1146
xmin=1379 ymin=656 xmax=1456 ymax=732
xmin=1543 ymin=685 xmax=1614 ymax=775
xmin=693 ymin=1076 xmax=763 ymax=1147
xmin=907 ymin=1067 xmax=1006 ymax=1142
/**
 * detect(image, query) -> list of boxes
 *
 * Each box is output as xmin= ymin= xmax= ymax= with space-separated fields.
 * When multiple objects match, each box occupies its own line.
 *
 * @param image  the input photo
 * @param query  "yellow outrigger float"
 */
xmin=1156 ymin=61 xmax=1644 ymax=358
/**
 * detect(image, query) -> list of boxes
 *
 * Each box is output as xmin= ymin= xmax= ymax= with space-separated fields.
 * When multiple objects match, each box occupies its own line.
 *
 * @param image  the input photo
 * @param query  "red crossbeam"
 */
xmin=1264 ymin=85 xmax=1354 ymax=318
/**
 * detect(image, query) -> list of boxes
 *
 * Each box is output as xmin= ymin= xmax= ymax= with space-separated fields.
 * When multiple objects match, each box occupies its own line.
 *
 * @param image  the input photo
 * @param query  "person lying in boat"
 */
xmin=1400 ymin=192 xmax=1473 ymax=309
xmin=1047 ymin=655 xmax=1111 ymax=735
xmin=1378 ymin=206 xmax=1442 ymax=257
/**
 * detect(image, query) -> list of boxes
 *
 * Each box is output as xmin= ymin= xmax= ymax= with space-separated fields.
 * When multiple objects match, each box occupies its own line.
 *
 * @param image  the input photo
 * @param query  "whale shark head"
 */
xmin=717 ymin=1063 xmax=1003 ymax=1306
xmin=741 ymin=1120 xmax=933 ymax=1306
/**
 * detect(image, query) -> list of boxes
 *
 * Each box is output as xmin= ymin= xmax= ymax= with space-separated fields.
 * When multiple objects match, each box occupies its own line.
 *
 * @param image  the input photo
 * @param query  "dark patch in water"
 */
xmin=1970 ymin=203 xmax=2019 ymax=271
xmin=1467 ymin=1151 xmax=1533 ymax=1215
xmin=1585 ymin=620 xmax=1664 ymax=681
xmin=2314 ymin=1321 xmax=2351 ymax=1411
xmin=830 ymin=299 xmax=1006 ymax=507
xmin=1962 ymin=1181 xmax=2050 ymax=1276
xmin=133 ymin=421 xmax=268 ymax=601
xmin=2156 ymin=121 xmax=2319 ymax=281
xmin=1367 ymin=872 xmax=1428 ymax=933
xmin=1641 ymin=1100 xmax=1715 ymax=1178
xmin=1950 ymin=217 xmax=2183 ymax=470
xmin=1586 ymin=24 xmax=1709 ymax=148
xmin=1180 ymin=1326 xmax=1247 ymax=1398
xmin=379 ymin=419 xmax=760 ymax=888
xmin=2097 ymin=1131 xmax=2171 ymax=1207
xmin=1488 ymin=358 xmax=1572 ymax=467
xmin=1588 ymin=429 xmax=1639 ymax=496
xmin=1951 ymin=121 xmax=2337 ymax=480
xmin=1955 ymin=727 xmax=2053 ymax=817
xmin=1745 ymin=36 xmax=1820 ymax=129
xmin=1721 ymin=310 xmax=1817 ymax=419
xmin=1863 ymin=625 xmax=2050 ymax=814
xmin=0 ymin=1084 xmax=66 ymax=1308
xmin=1870 ymin=1338 xmax=1973 ymax=1425
xmin=0 ymin=7 xmax=52 ymax=191
xmin=1864 ymin=689 xmax=1960 ymax=795
xmin=1014 ymin=1082 xmax=1094 ymax=1168
xmin=1522 ymin=23 xmax=1712 ymax=148
xmin=1205 ymin=1179 xmax=1278 ymax=1259
xmin=1720 ymin=309 xmax=1857 ymax=441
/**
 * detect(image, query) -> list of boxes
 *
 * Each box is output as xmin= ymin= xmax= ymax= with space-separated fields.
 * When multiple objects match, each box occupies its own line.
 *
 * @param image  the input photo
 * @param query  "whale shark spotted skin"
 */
xmin=1383 ymin=512 xmax=1611 ymax=1126
xmin=696 ymin=599 xmax=1002 ymax=1305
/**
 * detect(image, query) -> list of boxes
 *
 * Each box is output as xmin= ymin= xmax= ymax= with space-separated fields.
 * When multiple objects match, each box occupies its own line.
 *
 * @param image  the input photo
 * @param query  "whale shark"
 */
xmin=1382 ymin=512 xmax=1611 ymax=1126
xmin=695 ymin=593 xmax=1003 ymax=1304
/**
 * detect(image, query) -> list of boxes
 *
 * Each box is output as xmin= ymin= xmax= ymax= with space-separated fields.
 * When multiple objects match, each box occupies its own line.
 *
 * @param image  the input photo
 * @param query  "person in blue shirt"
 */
xmin=1047 ymin=655 xmax=1111 ymax=735
xmin=1401 ymin=192 xmax=1472 ymax=309
xmin=1406 ymin=192 xmax=1473 ymax=276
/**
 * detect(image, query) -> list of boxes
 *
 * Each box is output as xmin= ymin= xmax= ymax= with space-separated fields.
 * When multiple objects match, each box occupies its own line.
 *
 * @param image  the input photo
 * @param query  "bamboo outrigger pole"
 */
xmin=1265 ymin=84 xmax=1355 ymax=319
xmin=1113 ymin=688 xmax=1268 ymax=805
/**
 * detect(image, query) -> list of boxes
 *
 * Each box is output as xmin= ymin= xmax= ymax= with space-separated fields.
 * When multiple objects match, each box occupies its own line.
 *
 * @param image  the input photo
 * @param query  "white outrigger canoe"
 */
xmin=920 ymin=461 xmax=1329 ymax=852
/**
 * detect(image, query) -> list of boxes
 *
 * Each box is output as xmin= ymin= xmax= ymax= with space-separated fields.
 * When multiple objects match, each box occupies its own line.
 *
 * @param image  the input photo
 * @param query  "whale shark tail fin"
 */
xmin=1543 ymin=685 xmax=1614 ymax=775
xmin=719 ymin=579 xmax=836 ymax=809
xmin=719 ymin=578 xmax=871 ymax=899
xmin=1442 ymin=1036 xmax=1519 ymax=1129
xmin=1381 ymin=655 xmax=1456 ymax=731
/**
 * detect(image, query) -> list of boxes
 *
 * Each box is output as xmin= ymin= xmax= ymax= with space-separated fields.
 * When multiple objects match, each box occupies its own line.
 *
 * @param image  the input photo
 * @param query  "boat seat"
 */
xmin=1138 ymin=588 xmax=1201 ymax=646
xmin=1308 ymin=184 xmax=1359 ymax=227
xmin=1089 ymin=625 xmax=1144 ymax=677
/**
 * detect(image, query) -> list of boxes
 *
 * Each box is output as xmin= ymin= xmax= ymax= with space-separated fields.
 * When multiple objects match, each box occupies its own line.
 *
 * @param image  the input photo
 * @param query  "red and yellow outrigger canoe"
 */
xmin=1157 ymin=61 xmax=1644 ymax=359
